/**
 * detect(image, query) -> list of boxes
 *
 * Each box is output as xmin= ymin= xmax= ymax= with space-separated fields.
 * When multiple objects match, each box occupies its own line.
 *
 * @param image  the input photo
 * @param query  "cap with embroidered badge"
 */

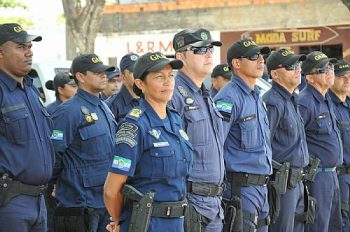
xmin=227 ymin=38 xmax=270 ymax=65
xmin=301 ymin=51 xmax=337 ymax=75
xmin=133 ymin=52 xmax=183 ymax=80
xmin=106 ymin=67 xmax=121 ymax=80
xmin=334 ymin=59 xmax=350 ymax=77
xmin=266 ymin=48 xmax=306 ymax=72
xmin=120 ymin=53 xmax=139 ymax=73
xmin=0 ymin=23 xmax=42 ymax=46
xmin=211 ymin=64 xmax=232 ymax=79
xmin=71 ymin=53 xmax=115 ymax=76
xmin=173 ymin=28 xmax=222 ymax=52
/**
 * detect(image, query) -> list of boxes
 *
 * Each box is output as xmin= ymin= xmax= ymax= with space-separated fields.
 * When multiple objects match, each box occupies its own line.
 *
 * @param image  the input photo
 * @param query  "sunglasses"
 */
xmin=186 ymin=46 xmax=214 ymax=55
xmin=239 ymin=53 xmax=262 ymax=61
xmin=276 ymin=62 xmax=302 ymax=71
xmin=307 ymin=64 xmax=334 ymax=75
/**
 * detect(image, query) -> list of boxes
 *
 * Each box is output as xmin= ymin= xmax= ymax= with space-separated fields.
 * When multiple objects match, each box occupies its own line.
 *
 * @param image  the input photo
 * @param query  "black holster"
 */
xmin=267 ymin=183 xmax=281 ymax=224
xmin=53 ymin=207 xmax=94 ymax=232
xmin=184 ymin=204 xmax=210 ymax=232
xmin=222 ymin=196 xmax=243 ymax=232
xmin=295 ymin=185 xmax=317 ymax=224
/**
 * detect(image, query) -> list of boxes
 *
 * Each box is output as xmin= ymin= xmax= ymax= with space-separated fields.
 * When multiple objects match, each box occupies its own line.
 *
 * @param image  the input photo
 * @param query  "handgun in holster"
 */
xmin=54 ymin=207 xmax=94 ymax=232
xmin=122 ymin=184 xmax=155 ymax=232
xmin=303 ymin=158 xmax=320 ymax=182
xmin=223 ymin=195 xmax=242 ymax=232
xmin=271 ymin=160 xmax=290 ymax=195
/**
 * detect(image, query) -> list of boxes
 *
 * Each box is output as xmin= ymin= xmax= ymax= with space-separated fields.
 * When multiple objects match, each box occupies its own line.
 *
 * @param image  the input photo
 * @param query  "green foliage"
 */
xmin=0 ymin=0 xmax=27 ymax=9
xmin=0 ymin=0 xmax=32 ymax=27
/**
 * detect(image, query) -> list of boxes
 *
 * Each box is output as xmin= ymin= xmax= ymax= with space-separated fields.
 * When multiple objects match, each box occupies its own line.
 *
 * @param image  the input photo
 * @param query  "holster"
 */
xmin=267 ymin=183 xmax=281 ymax=224
xmin=295 ymin=185 xmax=317 ymax=224
xmin=223 ymin=195 xmax=243 ymax=232
xmin=288 ymin=167 xmax=304 ymax=189
xmin=271 ymin=161 xmax=290 ymax=194
xmin=303 ymin=158 xmax=320 ymax=182
xmin=184 ymin=204 xmax=210 ymax=232
xmin=53 ymin=207 xmax=94 ymax=232
xmin=122 ymin=184 xmax=155 ymax=232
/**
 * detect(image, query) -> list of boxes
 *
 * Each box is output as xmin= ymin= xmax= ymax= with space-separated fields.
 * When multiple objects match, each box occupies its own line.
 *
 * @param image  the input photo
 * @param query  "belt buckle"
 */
xmin=181 ymin=203 xmax=188 ymax=218
xmin=166 ymin=206 xmax=171 ymax=217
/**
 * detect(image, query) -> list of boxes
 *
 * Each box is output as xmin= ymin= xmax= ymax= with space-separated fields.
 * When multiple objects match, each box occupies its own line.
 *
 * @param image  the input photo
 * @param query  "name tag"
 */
xmin=153 ymin=141 xmax=170 ymax=147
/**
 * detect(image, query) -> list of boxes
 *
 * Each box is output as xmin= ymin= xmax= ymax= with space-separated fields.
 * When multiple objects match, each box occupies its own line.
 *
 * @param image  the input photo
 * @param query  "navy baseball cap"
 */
xmin=173 ymin=28 xmax=222 ymax=52
xmin=71 ymin=53 xmax=115 ymax=76
xmin=211 ymin=64 xmax=232 ymax=79
xmin=227 ymin=38 xmax=270 ymax=65
xmin=266 ymin=48 xmax=306 ymax=72
xmin=120 ymin=53 xmax=139 ymax=73
xmin=301 ymin=51 xmax=337 ymax=75
xmin=0 ymin=23 xmax=42 ymax=46
xmin=133 ymin=52 xmax=183 ymax=80
xmin=106 ymin=67 xmax=121 ymax=80
xmin=45 ymin=72 xmax=75 ymax=91
xmin=334 ymin=59 xmax=350 ymax=77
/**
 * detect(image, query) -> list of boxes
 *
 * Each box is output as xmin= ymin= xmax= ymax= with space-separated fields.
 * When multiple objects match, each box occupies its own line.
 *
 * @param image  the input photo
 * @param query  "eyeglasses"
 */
xmin=185 ymin=46 xmax=214 ymax=55
xmin=307 ymin=64 xmax=334 ymax=75
xmin=276 ymin=62 xmax=302 ymax=71
xmin=238 ymin=53 xmax=262 ymax=61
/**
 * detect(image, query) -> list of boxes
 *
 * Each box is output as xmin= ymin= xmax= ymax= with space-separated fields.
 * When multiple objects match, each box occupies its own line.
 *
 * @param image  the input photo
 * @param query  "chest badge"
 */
xmin=91 ymin=112 xmax=99 ymax=121
xmin=185 ymin=97 xmax=194 ymax=105
xmin=149 ymin=129 xmax=161 ymax=139
xmin=129 ymin=108 xmax=143 ymax=118
xmin=178 ymin=86 xmax=188 ymax=97
xmin=179 ymin=129 xmax=189 ymax=141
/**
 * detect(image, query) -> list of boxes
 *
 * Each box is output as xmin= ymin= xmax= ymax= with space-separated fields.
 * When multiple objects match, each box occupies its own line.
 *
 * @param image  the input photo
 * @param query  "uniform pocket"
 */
xmin=314 ymin=114 xmax=332 ymax=135
xmin=149 ymin=147 xmax=176 ymax=178
xmin=239 ymin=116 xmax=261 ymax=150
xmin=185 ymin=111 xmax=210 ymax=146
xmin=2 ymin=106 xmax=30 ymax=144
xmin=79 ymin=125 xmax=110 ymax=158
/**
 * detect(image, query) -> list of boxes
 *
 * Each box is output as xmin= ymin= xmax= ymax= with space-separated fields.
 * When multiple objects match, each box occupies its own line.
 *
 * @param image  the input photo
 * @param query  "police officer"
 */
xmin=170 ymin=28 xmax=225 ymax=232
xmin=210 ymin=63 xmax=232 ymax=98
xmin=214 ymin=38 xmax=272 ymax=232
xmin=0 ymin=23 xmax=54 ymax=231
xmin=51 ymin=53 xmax=117 ymax=232
xmin=329 ymin=59 xmax=350 ymax=232
xmin=100 ymin=67 xmax=122 ymax=100
xmin=299 ymin=51 xmax=342 ymax=232
xmin=106 ymin=53 xmax=139 ymax=122
xmin=263 ymin=48 xmax=308 ymax=232
xmin=104 ymin=52 xmax=192 ymax=232
xmin=45 ymin=71 xmax=77 ymax=114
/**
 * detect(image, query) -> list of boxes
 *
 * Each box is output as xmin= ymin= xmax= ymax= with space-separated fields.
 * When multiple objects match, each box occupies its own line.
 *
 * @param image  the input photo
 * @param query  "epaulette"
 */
xmin=126 ymin=107 xmax=144 ymax=120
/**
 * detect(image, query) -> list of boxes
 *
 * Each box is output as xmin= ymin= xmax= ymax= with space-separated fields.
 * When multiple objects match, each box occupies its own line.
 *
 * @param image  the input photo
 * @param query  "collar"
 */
xmin=0 ymin=70 xmax=33 ymax=91
xmin=329 ymin=90 xmax=350 ymax=108
xmin=272 ymin=81 xmax=293 ymax=100
xmin=120 ymin=85 xmax=135 ymax=105
xmin=232 ymin=74 xmax=260 ymax=96
xmin=306 ymin=84 xmax=327 ymax=103
xmin=176 ymin=71 xmax=201 ymax=93
xmin=77 ymin=88 xmax=101 ymax=106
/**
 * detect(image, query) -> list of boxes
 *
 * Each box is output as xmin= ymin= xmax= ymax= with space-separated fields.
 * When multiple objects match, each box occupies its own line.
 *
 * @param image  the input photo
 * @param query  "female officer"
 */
xmin=104 ymin=51 xmax=193 ymax=232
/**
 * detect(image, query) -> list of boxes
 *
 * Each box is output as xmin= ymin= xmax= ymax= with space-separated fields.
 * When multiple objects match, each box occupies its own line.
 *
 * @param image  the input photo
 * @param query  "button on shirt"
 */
xmin=329 ymin=90 xmax=350 ymax=166
xmin=46 ymin=98 xmax=62 ymax=115
xmin=298 ymin=85 xmax=343 ymax=168
xmin=0 ymin=70 xmax=54 ymax=185
xmin=51 ymin=89 xmax=117 ymax=208
xmin=214 ymin=76 xmax=272 ymax=175
xmin=105 ymin=85 xmax=138 ymax=123
xmin=169 ymin=71 xmax=225 ymax=220
xmin=263 ymin=82 xmax=309 ymax=168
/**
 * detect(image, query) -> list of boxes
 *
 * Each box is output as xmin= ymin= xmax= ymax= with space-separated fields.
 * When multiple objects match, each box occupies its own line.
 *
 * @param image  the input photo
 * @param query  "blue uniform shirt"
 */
xmin=0 ymin=70 xmax=54 ymax=185
xmin=263 ymin=82 xmax=309 ymax=168
xmin=329 ymin=90 xmax=350 ymax=166
xmin=100 ymin=92 xmax=109 ymax=101
xmin=46 ymin=98 xmax=62 ymax=115
xmin=51 ymin=89 xmax=117 ymax=208
xmin=298 ymin=85 xmax=343 ymax=167
xmin=105 ymin=85 xmax=138 ymax=122
xmin=110 ymin=99 xmax=193 ymax=231
xmin=214 ymin=75 xmax=272 ymax=175
xmin=169 ymin=71 xmax=225 ymax=220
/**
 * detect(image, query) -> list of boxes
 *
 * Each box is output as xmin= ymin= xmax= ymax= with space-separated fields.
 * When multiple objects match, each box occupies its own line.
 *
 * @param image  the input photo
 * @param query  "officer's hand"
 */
xmin=51 ymin=184 xmax=56 ymax=198
xmin=106 ymin=218 xmax=119 ymax=232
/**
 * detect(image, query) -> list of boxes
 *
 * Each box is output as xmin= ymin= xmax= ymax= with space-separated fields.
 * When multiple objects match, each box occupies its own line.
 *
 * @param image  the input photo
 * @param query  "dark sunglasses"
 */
xmin=239 ymin=53 xmax=262 ymax=61
xmin=276 ymin=62 xmax=301 ymax=71
xmin=186 ymin=46 xmax=214 ymax=55
xmin=307 ymin=64 xmax=334 ymax=75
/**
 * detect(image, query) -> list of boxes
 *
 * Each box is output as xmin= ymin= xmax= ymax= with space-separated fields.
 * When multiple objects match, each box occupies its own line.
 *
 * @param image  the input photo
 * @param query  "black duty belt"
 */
xmin=10 ymin=180 xmax=47 ymax=196
xmin=289 ymin=167 xmax=304 ymax=182
xmin=187 ymin=181 xmax=225 ymax=197
xmin=125 ymin=198 xmax=187 ymax=218
xmin=337 ymin=166 xmax=350 ymax=175
xmin=226 ymin=172 xmax=270 ymax=187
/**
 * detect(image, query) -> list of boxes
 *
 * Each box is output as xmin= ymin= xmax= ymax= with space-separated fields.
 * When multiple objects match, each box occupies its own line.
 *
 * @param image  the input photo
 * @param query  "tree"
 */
xmin=342 ymin=0 xmax=350 ymax=12
xmin=0 ymin=0 xmax=32 ymax=27
xmin=62 ymin=0 xmax=106 ymax=59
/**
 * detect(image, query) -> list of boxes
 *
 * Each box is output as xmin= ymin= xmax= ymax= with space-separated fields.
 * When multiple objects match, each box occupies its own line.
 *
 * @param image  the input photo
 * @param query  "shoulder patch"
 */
xmin=216 ymin=101 xmax=233 ymax=113
xmin=116 ymin=122 xmax=138 ymax=148
xmin=111 ymin=155 xmax=132 ymax=171
xmin=128 ymin=108 xmax=143 ymax=119
xmin=51 ymin=130 xmax=64 ymax=141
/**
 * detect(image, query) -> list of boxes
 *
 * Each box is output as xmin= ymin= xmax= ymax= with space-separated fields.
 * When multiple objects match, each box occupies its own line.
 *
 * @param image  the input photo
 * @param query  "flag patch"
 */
xmin=51 ymin=130 xmax=63 ymax=141
xmin=111 ymin=155 xmax=132 ymax=172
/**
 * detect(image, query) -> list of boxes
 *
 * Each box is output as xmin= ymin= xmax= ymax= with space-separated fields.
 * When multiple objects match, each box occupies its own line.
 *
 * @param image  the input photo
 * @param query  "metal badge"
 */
xmin=85 ymin=115 xmax=93 ymax=123
xmin=81 ymin=106 xmax=90 ymax=115
xmin=184 ymin=97 xmax=194 ymax=105
xmin=91 ymin=112 xmax=99 ymax=121
xmin=179 ymin=129 xmax=189 ymax=141
xmin=178 ymin=86 xmax=188 ymax=97
xmin=149 ymin=129 xmax=161 ymax=139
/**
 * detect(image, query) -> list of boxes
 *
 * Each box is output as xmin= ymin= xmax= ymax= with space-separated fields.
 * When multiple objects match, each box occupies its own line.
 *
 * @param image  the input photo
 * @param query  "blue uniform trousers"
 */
xmin=305 ymin=171 xmax=341 ymax=232
xmin=204 ymin=213 xmax=223 ymax=232
xmin=0 ymin=195 xmax=47 ymax=232
xmin=339 ymin=174 xmax=350 ymax=232
xmin=269 ymin=181 xmax=304 ymax=232
xmin=91 ymin=208 xmax=110 ymax=232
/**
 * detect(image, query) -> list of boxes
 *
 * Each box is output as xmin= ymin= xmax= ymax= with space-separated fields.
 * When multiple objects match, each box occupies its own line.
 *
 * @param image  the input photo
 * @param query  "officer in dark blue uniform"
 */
xmin=0 ymin=23 xmax=54 ymax=232
xmin=210 ymin=64 xmax=232 ymax=98
xmin=299 ymin=51 xmax=342 ymax=232
xmin=45 ymin=71 xmax=77 ymax=114
xmin=51 ymin=53 xmax=117 ymax=232
xmin=104 ymin=52 xmax=192 ymax=232
xmin=214 ymin=38 xmax=272 ymax=232
xmin=329 ymin=59 xmax=350 ymax=232
xmin=106 ymin=53 xmax=139 ymax=122
xmin=263 ymin=48 xmax=309 ymax=232
xmin=100 ymin=67 xmax=121 ymax=101
xmin=170 ymin=28 xmax=225 ymax=232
